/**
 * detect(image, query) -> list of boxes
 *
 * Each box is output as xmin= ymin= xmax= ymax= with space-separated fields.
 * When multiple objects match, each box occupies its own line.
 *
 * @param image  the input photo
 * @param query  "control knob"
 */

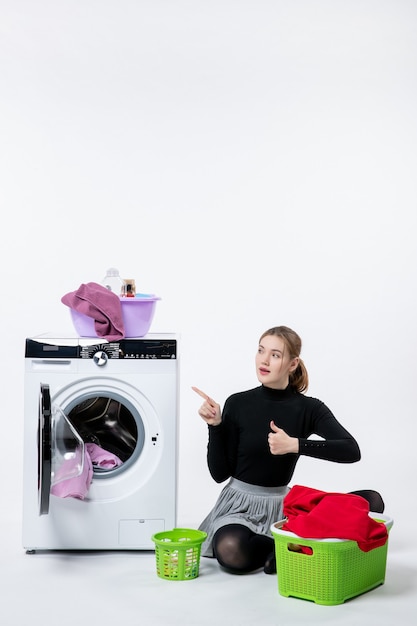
xmin=93 ymin=350 xmax=109 ymax=366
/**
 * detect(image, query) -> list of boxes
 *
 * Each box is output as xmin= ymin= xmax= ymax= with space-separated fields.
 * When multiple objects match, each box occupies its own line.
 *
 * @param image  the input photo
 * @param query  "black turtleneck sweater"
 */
xmin=207 ymin=385 xmax=361 ymax=487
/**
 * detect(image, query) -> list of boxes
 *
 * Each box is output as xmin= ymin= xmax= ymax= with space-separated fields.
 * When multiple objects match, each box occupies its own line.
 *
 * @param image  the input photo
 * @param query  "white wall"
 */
xmin=1 ymin=0 xmax=416 ymax=538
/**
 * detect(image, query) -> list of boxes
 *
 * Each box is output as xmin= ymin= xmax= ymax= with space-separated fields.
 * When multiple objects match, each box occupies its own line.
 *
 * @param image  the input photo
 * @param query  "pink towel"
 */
xmin=51 ymin=444 xmax=123 ymax=500
xmin=51 ymin=450 xmax=93 ymax=500
xmin=86 ymin=443 xmax=123 ymax=469
xmin=61 ymin=282 xmax=125 ymax=341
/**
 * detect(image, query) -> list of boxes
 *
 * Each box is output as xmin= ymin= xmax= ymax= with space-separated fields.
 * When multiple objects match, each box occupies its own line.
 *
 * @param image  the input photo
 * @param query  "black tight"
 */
xmin=349 ymin=489 xmax=385 ymax=514
xmin=211 ymin=489 xmax=384 ymax=574
xmin=212 ymin=524 xmax=274 ymax=574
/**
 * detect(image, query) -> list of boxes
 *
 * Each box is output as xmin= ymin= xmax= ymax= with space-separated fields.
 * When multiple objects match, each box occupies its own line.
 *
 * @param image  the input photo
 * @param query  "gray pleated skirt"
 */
xmin=198 ymin=478 xmax=290 ymax=557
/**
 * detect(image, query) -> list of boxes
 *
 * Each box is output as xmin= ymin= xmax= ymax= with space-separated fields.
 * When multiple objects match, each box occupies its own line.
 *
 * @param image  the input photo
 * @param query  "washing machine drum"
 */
xmin=67 ymin=397 xmax=137 ymax=462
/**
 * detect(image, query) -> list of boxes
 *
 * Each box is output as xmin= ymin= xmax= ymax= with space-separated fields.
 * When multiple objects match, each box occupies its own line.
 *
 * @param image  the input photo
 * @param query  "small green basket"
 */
xmin=151 ymin=528 xmax=207 ymax=581
xmin=271 ymin=513 xmax=393 ymax=605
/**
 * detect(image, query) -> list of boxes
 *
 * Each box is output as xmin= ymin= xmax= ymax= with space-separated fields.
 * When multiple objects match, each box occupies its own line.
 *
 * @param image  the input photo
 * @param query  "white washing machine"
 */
xmin=22 ymin=333 xmax=178 ymax=552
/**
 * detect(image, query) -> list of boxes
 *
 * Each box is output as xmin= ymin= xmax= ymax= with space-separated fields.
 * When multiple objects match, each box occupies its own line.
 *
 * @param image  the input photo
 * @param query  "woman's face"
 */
xmin=255 ymin=334 xmax=299 ymax=389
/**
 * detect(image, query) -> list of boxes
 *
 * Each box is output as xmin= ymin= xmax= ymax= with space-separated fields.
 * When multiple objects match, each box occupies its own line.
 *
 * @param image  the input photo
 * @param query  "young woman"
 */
xmin=193 ymin=325 xmax=384 ymax=575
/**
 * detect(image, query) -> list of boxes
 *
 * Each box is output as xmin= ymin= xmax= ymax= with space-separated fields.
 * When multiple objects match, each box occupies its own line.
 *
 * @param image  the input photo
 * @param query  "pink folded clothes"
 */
xmin=86 ymin=443 xmax=123 ymax=469
xmin=51 ymin=444 xmax=123 ymax=500
xmin=51 ymin=450 xmax=93 ymax=500
xmin=61 ymin=282 xmax=125 ymax=341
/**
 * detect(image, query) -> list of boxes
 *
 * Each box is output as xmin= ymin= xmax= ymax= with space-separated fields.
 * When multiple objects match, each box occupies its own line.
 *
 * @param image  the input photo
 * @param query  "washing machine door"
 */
xmin=38 ymin=384 xmax=52 ymax=515
xmin=38 ymin=384 xmax=85 ymax=515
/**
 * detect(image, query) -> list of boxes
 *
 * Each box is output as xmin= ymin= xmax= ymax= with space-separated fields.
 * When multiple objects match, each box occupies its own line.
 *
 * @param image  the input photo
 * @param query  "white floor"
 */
xmin=2 ymin=516 xmax=416 ymax=626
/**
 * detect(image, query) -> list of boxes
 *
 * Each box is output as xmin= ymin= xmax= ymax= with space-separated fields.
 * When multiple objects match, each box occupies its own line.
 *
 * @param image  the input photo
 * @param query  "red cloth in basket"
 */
xmin=282 ymin=485 xmax=388 ymax=552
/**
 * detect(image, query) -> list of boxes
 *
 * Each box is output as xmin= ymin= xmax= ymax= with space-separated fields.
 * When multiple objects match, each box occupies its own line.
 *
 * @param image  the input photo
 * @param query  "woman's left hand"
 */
xmin=268 ymin=421 xmax=299 ymax=455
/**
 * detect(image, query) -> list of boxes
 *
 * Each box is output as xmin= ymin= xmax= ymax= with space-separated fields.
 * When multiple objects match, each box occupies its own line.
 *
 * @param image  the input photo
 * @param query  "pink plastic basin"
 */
xmin=69 ymin=297 xmax=160 ymax=338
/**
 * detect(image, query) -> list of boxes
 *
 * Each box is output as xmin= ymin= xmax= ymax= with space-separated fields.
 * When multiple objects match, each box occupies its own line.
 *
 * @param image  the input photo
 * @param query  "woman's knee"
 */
xmin=212 ymin=525 xmax=254 ymax=573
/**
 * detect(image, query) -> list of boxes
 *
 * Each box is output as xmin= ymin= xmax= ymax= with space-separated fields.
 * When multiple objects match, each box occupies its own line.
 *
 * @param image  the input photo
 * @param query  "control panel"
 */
xmin=25 ymin=337 xmax=177 ymax=360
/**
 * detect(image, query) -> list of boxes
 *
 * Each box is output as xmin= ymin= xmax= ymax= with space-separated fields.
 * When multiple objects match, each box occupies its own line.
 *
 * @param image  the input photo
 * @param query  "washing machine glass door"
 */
xmin=38 ymin=384 xmax=85 ymax=516
xmin=38 ymin=384 xmax=52 ymax=515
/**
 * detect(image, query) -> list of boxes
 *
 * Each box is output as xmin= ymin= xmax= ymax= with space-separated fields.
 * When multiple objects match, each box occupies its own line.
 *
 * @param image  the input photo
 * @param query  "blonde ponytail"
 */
xmin=289 ymin=357 xmax=309 ymax=393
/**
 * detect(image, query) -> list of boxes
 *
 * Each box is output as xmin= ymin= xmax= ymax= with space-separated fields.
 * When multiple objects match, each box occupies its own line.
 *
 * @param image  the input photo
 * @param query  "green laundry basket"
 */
xmin=152 ymin=528 xmax=207 ymax=581
xmin=270 ymin=513 xmax=393 ymax=605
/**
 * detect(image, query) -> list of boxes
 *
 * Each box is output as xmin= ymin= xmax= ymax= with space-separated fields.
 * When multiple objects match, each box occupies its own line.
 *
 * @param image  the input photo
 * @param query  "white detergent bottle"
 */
xmin=101 ymin=268 xmax=126 ymax=295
